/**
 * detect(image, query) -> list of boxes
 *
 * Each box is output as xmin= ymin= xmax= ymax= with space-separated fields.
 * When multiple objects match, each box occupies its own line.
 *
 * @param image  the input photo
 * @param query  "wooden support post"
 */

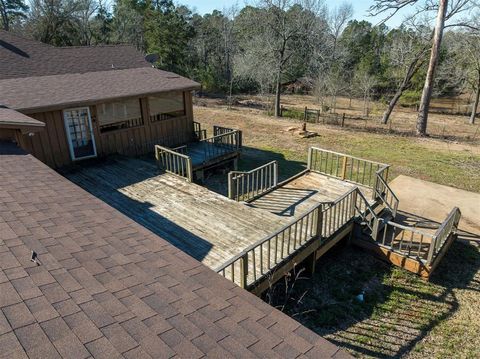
xmin=341 ymin=113 xmax=345 ymax=127
xmin=316 ymin=110 xmax=320 ymax=123
xmin=303 ymin=253 xmax=316 ymax=276
xmin=240 ymin=254 xmax=248 ymax=289
xmin=304 ymin=107 xmax=308 ymax=122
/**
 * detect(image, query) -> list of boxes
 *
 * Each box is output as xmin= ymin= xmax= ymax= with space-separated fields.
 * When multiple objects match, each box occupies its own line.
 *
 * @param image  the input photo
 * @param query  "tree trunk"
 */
xmin=0 ymin=0 xmax=9 ymax=31
xmin=274 ymin=67 xmax=282 ymax=117
xmin=416 ymin=0 xmax=448 ymax=136
xmin=382 ymin=50 xmax=426 ymax=124
xmin=470 ymin=72 xmax=480 ymax=125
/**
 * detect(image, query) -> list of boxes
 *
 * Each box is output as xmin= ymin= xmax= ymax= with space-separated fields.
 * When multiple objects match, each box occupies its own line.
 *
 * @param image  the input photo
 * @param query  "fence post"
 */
xmin=316 ymin=110 xmax=320 ymax=123
xmin=304 ymin=107 xmax=308 ymax=122
xmin=341 ymin=113 xmax=345 ymax=127
xmin=239 ymin=254 xmax=248 ymax=288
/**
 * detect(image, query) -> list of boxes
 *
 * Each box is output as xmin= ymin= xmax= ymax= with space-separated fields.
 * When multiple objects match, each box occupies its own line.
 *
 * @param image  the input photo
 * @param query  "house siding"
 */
xmin=15 ymin=91 xmax=195 ymax=168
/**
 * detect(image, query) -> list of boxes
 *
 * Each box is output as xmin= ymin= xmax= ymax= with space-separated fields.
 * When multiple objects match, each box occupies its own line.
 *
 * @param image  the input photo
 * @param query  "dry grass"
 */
xmin=194 ymin=98 xmax=480 ymax=192
xmin=193 ymin=96 xmax=480 ymax=358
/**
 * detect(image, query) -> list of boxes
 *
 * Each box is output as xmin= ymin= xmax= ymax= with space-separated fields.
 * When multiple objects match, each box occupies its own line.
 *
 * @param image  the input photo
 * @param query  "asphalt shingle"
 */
xmin=0 ymin=142 xmax=351 ymax=358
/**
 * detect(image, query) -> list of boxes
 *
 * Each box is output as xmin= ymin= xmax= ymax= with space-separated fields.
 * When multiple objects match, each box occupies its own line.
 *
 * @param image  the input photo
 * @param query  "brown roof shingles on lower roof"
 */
xmin=0 ymin=67 xmax=200 ymax=113
xmin=0 ymin=107 xmax=45 ymax=131
xmin=0 ymin=141 xmax=352 ymax=359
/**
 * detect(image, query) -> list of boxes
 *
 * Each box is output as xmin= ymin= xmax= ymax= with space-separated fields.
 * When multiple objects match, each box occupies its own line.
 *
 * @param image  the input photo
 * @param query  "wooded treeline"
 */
xmin=1 ymin=0 xmax=479 ymax=131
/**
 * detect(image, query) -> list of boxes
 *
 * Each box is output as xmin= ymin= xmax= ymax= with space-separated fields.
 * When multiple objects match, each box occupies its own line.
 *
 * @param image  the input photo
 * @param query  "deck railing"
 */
xmin=426 ymin=207 xmax=461 ymax=264
xmin=374 ymin=207 xmax=461 ymax=265
xmin=154 ymin=144 xmax=193 ymax=182
xmin=193 ymin=121 xmax=207 ymax=140
xmin=308 ymin=147 xmax=387 ymax=189
xmin=217 ymin=186 xmax=364 ymax=288
xmin=214 ymin=125 xmax=243 ymax=147
xmin=202 ymin=130 xmax=241 ymax=161
xmin=228 ymin=161 xmax=278 ymax=201
xmin=353 ymin=189 xmax=380 ymax=237
xmin=216 ymin=202 xmax=323 ymax=288
xmin=321 ymin=188 xmax=358 ymax=237
xmin=374 ymin=168 xmax=399 ymax=218
xmin=377 ymin=221 xmax=435 ymax=260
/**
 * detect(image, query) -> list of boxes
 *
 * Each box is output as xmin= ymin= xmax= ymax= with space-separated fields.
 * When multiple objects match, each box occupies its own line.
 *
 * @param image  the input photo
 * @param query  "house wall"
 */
xmin=15 ymin=91 xmax=195 ymax=168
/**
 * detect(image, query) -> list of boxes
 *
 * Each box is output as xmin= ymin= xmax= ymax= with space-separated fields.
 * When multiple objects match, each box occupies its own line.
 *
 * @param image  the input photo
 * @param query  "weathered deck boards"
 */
xmin=186 ymin=141 xmax=238 ymax=169
xmin=248 ymin=171 xmax=374 ymax=218
xmin=63 ymin=156 xmax=288 ymax=270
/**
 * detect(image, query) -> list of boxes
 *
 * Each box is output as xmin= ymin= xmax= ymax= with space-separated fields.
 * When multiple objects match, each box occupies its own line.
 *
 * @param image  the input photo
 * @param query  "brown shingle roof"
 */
xmin=1 ymin=67 xmax=200 ymax=112
xmin=0 ymin=30 xmax=201 ymax=112
xmin=0 ymin=30 xmax=150 ymax=79
xmin=0 ymin=107 xmax=45 ymax=130
xmin=0 ymin=141 xmax=351 ymax=359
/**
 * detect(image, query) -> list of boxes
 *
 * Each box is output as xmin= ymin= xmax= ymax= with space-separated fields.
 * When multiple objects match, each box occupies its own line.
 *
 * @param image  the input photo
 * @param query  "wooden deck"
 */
xmin=63 ymin=156 xmax=288 ymax=270
xmin=248 ymin=171 xmax=374 ymax=218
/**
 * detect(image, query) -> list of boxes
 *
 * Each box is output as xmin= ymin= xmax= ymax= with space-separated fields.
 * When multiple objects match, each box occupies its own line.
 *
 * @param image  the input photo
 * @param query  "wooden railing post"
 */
xmin=371 ymin=217 xmax=380 ymax=242
xmin=186 ymin=158 xmax=193 ymax=182
xmin=341 ymin=155 xmax=348 ymax=180
xmin=273 ymin=161 xmax=278 ymax=186
xmin=307 ymin=147 xmax=313 ymax=170
xmin=426 ymin=236 xmax=437 ymax=265
xmin=350 ymin=188 xmax=358 ymax=217
xmin=228 ymin=172 xmax=234 ymax=200
xmin=316 ymin=204 xmax=324 ymax=239
xmin=239 ymin=254 xmax=248 ymax=288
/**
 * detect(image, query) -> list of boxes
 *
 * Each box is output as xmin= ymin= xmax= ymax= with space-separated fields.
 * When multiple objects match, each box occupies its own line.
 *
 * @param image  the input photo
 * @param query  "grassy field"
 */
xmin=193 ymin=96 xmax=480 ymax=358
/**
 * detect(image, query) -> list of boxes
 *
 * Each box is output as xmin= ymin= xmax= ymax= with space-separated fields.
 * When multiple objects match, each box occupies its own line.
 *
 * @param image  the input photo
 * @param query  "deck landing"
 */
xmin=249 ymin=171 xmax=374 ymax=218
xmin=63 ymin=157 xmax=288 ymax=270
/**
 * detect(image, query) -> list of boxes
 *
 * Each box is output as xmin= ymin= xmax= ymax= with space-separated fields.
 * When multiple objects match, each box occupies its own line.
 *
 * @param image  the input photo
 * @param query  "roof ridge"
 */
xmin=0 ymin=29 xmax=54 ymax=47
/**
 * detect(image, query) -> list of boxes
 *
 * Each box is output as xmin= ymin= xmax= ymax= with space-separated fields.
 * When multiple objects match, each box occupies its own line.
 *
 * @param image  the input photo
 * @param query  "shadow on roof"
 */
xmin=0 ymin=40 xmax=29 ymax=58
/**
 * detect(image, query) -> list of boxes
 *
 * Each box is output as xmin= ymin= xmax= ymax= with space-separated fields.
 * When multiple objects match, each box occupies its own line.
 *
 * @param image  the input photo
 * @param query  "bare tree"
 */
xmin=381 ymin=29 xmax=430 ymax=124
xmin=354 ymin=67 xmax=377 ymax=116
xmin=235 ymin=0 xmax=323 ymax=117
xmin=370 ymin=0 xmax=476 ymax=135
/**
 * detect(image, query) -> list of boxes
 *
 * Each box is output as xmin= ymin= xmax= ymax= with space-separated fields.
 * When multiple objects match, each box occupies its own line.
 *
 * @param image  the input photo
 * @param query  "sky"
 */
xmin=178 ymin=0 xmax=418 ymax=28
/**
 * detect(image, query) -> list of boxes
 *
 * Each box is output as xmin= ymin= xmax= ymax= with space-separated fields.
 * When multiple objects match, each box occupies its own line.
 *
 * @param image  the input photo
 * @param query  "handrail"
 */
xmin=216 ymin=186 xmax=361 ymax=288
xmin=215 ymin=202 xmax=323 ymax=288
xmin=308 ymin=147 xmax=387 ymax=189
xmin=353 ymin=189 xmax=380 ymax=238
xmin=376 ymin=220 xmax=436 ymax=262
xmin=427 ymin=207 xmax=461 ymax=264
xmin=200 ymin=130 xmax=241 ymax=162
xmin=228 ymin=161 xmax=278 ymax=201
xmin=154 ymin=144 xmax=193 ymax=182
xmin=374 ymin=169 xmax=399 ymax=217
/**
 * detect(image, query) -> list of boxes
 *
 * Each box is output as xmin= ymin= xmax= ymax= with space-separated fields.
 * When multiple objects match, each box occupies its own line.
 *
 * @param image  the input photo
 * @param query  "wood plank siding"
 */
xmin=14 ymin=91 xmax=195 ymax=168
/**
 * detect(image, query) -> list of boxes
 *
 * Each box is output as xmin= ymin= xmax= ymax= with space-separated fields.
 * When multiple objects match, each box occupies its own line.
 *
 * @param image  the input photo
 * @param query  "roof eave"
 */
xmin=17 ymin=85 xmax=201 ymax=114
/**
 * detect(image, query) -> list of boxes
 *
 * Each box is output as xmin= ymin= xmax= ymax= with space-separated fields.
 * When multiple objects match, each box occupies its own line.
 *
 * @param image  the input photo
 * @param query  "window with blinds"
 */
xmin=148 ymin=93 xmax=185 ymax=122
xmin=97 ymin=98 xmax=144 ymax=133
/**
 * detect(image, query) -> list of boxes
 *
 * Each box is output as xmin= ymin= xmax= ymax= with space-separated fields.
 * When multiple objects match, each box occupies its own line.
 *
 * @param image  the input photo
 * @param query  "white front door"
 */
xmin=63 ymin=107 xmax=97 ymax=160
